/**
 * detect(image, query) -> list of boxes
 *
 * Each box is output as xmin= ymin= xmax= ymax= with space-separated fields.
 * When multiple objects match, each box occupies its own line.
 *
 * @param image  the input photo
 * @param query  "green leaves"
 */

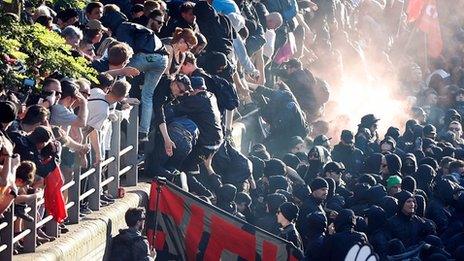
xmin=0 ymin=13 xmax=98 ymax=89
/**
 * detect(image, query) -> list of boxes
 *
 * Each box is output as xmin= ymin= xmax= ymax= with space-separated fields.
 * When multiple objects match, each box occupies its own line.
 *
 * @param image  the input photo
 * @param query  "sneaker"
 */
xmin=139 ymin=132 xmax=149 ymax=142
xmin=80 ymin=206 xmax=92 ymax=215
xmin=100 ymin=194 xmax=115 ymax=203
xmin=59 ymin=224 xmax=69 ymax=233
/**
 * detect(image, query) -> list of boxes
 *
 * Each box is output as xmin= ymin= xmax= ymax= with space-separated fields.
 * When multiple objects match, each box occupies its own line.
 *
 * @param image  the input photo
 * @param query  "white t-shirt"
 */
xmin=263 ymin=30 xmax=276 ymax=59
xmin=87 ymin=88 xmax=110 ymax=131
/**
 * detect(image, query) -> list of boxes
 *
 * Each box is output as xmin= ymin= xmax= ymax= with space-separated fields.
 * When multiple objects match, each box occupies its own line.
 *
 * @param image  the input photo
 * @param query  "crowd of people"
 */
xmin=1 ymin=0 xmax=464 ymax=260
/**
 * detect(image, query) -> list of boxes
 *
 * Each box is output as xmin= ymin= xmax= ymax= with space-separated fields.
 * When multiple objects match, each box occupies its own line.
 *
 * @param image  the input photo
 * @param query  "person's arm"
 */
xmin=252 ymin=48 xmax=266 ymax=85
xmin=71 ymin=93 xmax=88 ymax=128
xmin=159 ymin=122 xmax=175 ymax=157
xmin=89 ymin=129 xmax=101 ymax=165
xmin=104 ymin=67 xmax=140 ymax=78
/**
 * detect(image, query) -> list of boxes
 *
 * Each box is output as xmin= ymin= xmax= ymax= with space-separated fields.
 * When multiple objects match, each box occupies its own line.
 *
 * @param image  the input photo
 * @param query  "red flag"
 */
xmin=44 ymin=165 xmax=67 ymax=223
xmin=407 ymin=0 xmax=425 ymax=22
xmin=417 ymin=0 xmax=443 ymax=58
xmin=147 ymin=180 xmax=303 ymax=260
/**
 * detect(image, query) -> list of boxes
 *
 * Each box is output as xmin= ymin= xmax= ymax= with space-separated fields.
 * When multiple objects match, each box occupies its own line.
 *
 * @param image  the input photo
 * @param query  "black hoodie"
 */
xmin=101 ymin=9 xmax=164 ymax=54
xmin=321 ymin=209 xmax=368 ymax=261
xmin=304 ymin=211 xmax=327 ymax=260
xmin=366 ymin=206 xmax=391 ymax=258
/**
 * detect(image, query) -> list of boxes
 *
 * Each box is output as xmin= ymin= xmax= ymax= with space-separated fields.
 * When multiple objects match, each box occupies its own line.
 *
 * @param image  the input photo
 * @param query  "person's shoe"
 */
xmin=139 ymin=132 xmax=149 ymax=142
xmin=80 ymin=205 xmax=92 ymax=215
xmin=37 ymin=236 xmax=50 ymax=244
xmin=100 ymin=195 xmax=114 ymax=204
xmin=59 ymin=224 xmax=69 ymax=233
xmin=38 ymin=229 xmax=55 ymax=242
xmin=101 ymin=193 xmax=115 ymax=203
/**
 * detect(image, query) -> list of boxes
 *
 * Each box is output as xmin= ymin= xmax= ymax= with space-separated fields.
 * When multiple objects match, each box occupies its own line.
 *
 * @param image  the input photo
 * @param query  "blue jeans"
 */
xmin=129 ymin=52 xmax=168 ymax=134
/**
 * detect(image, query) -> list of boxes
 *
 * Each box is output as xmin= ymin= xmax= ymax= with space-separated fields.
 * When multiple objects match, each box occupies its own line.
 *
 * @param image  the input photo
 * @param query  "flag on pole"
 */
xmin=407 ymin=0 xmax=425 ymax=22
xmin=146 ymin=180 xmax=303 ymax=260
xmin=417 ymin=0 xmax=443 ymax=58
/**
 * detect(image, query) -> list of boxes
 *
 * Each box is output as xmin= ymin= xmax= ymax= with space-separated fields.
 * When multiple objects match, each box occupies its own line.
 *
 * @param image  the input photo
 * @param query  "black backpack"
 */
xmin=208 ymin=74 xmax=239 ymax=113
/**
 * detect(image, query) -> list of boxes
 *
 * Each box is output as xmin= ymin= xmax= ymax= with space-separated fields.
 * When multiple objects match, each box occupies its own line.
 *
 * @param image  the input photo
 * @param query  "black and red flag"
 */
xmin=147 ymin=180 xmax=303 ymax=260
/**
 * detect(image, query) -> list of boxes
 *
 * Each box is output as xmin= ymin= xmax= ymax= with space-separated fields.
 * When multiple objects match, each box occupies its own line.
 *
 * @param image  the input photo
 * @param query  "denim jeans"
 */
xmin=129 ymin=52 xmax=168 ymax=134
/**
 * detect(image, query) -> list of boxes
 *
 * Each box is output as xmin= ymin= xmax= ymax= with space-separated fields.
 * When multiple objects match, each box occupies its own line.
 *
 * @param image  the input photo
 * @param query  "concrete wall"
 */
xmin=16 ymin=184 xmax=151 ymax=261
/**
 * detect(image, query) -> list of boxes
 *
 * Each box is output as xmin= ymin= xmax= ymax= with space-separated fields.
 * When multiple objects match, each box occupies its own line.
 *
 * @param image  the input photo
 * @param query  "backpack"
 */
xmin=109 ymin=233 xmax=143 ymax=261
xmin=208 ymin=75 xmax=239 ymax=113
xmin=212 ymin=140 xmax=252 ymax=185
xmin=264 ymin=90 xmax=309 ymax=139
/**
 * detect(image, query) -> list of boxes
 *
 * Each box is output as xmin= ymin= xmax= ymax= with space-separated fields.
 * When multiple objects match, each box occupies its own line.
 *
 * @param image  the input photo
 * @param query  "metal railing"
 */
xmin=0 ymin=105 xmax=139 ymax=260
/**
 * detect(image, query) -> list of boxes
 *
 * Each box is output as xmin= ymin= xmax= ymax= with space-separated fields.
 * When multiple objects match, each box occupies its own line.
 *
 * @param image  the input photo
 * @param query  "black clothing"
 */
xmin=152 ymin=76 xmax=176 ymax=127
xmin=172 ymin=90 xmax=223 ymax=147
xmin=9 ymin=131 xmax=56 ymax=178
xmin=297 ymin=195 xmax=326 ymax=244
xmin=387 ymin=212 xmax=431 ymax=248
xmin=332 ymin=143 xmax=364 ymax=175
xmin=279 ymin=223 xmax=304 ymax=253
xmin=193 ymin=1 xmax=234 ymax=57
xmin=109 ymin=227 xmax=152 ymax=261
xmin=160 ymin=17 xmax=198 ymax=39
xmin=255 ymin=213 xmax=280 ymax=235
xmin=101 ymin=10 xmax=164 ymax=54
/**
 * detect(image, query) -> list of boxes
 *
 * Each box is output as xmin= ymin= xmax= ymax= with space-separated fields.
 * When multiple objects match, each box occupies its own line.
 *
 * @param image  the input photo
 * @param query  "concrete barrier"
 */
xmin=15 ymin=183 xmax=151 ymax=261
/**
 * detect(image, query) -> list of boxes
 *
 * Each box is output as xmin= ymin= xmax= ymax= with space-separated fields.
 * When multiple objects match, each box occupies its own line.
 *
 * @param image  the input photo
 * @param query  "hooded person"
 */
xmin=291 ymin=183 xmax=311 ymax=207
xmin=324 ymin=177 xmax=345 ymax=212
xmin=414 ymin=194 xmax=426 ymax=217
xmin=365 ymin=205 xmax=391 ymax=259
xmin=249 ymin=143 xmax=271 ymax=160
xmin=304 ymin=145 xmax=331 ymax=184
xmin=402 ymin=153 xmax=418 ymax=176
xmin=321 ymin=209 xmax=369 ymax=261
xmin=282 ymin=153 xmax=301 ymax=170
xmin=414 ymin=164 xmax=437 ymax=197
xmin=297 ymin=177 xmax=328 ymax=244
xmin=347 ymin=183 xmax=371 ymax=215
xmin=426 ymin=178 xmax=461 ymax=234
xmin=387 ymin=190 xmax=432 ymax=248
xmin=304 ymin=211 xmax=327 ymax=260
xmin=268 ymin=175 xmax=290 ymax=194
xmin=235 ymin=192 xmax=253 ymax=222
xmin=367 ymin=184 xmax=387 ymax=206
xmin=380 ymin=196 xmax=399 ymax=219
xmin=254 ymin=193 xmax=287 ymax=235
xmin=322 ymin=161 xmax=352 ymax=199
xmin=277 ymin=202 xmax=304 ymax=253
xmin=382 ymin=154 xmax=402 ymax=181
xmin=362 ymin=153 xmax=383 ymax=180
xmin=332 ymin=130 xmax=364 ymax=176
xmin=402 ymin=175 xmax=418 ymax=194
xmin=216 ymin=184 xmax=238 ymax=215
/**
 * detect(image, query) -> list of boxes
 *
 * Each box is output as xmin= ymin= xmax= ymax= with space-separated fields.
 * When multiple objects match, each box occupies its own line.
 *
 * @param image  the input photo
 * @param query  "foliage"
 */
xmin=0 ymin=13 xmax=97 ymax=91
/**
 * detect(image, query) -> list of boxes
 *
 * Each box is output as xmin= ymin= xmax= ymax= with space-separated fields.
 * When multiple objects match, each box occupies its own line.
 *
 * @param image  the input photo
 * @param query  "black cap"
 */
xmin=359 ymin=114 xmax=379 ymax=127
xmin=341 ymin=130 xmax=354 ymax=143
xmin=323 ymin=162 xmax=345 ymax=174
xmin=278 ymin=202 xmax=299 ymax=222
xmin=310 ymin=177 xmax=329 ymax=191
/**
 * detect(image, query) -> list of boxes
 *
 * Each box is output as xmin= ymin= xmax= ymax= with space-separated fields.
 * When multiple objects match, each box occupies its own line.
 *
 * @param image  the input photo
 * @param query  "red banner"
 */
xmin=147 ymin=180 xmax=302 ymax=260
xmin=417 ymin=0 xmax=443 ymax=57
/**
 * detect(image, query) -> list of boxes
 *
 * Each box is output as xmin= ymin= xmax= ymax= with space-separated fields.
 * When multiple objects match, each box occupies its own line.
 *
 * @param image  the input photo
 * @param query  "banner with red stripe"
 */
xmin=147 ymin=180 xmax=302 ymax=260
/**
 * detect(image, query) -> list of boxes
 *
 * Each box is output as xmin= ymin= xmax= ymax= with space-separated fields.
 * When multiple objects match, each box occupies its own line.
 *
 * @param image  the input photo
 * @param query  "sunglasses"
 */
xmin=381 ymin=164 xmax=388 ymax=168
xmin=449 ymin=127 xmax=461 ymax=131
xmin=80 ymin=90 xmax=90 ymax=97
